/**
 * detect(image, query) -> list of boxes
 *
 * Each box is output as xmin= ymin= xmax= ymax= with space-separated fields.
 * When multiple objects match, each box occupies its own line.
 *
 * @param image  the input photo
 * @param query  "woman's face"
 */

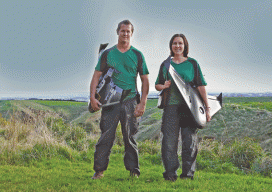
xmin=172 ymin=37 xmax=185 ymax=56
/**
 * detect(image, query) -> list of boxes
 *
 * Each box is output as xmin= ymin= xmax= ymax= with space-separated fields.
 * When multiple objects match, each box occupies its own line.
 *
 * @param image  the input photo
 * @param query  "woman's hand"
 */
xmin=206 ymin=107 xmax=211 ymax=122
xmin=164 ymin=80 xmax=171 ymax=89
xmin=197 ymin=86 xmax=212 ymax=122
xmin=155 ymin=80 xmax=171 ymax=91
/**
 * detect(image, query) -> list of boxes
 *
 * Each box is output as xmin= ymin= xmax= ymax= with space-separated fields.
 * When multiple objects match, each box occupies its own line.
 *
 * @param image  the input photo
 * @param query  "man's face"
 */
xmin=118 ymin=24 xmax=133 ymax=43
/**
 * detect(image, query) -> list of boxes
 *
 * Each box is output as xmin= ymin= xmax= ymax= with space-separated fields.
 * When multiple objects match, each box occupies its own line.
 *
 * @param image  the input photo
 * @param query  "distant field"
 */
xmin=33 ymin=100 xmax=86 ymax=106
xmin=223 ymin=96 xmax=272 ymax=103
xmin=223 ymin=97 xmax=272 ymax=112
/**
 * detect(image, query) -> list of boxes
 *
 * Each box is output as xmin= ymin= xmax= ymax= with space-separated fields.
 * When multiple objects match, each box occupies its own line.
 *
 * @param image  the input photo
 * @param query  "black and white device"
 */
xmin=166 ymin=56 xmax=222 ymax=128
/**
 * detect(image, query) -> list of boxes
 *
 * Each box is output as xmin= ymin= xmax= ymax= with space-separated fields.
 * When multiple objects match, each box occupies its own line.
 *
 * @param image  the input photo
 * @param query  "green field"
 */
xmin=0 ymin=97 xmax=272 ymax=191
xmin=1 ymin=153 xmax=271 ymax=191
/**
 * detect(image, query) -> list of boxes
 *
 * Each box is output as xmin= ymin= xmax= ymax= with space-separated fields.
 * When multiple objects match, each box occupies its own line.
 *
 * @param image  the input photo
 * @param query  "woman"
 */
xmin=155 ymin=34 xmax=211 ymax=181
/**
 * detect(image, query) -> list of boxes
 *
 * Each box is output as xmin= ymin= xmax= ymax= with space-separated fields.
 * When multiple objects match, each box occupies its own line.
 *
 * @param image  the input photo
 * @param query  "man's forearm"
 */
xmin=140 ymin=75 xmax=149 ymax=104
xmin=90 ymin=70 xmax=102 ymax=99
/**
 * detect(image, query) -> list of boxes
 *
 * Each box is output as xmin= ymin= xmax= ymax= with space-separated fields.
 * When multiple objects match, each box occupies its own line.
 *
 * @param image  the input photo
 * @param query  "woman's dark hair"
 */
xmin=116 ymin=20 xmax=134 ymax=34
xmin=169 ymin=34 xmax=189 ymax=57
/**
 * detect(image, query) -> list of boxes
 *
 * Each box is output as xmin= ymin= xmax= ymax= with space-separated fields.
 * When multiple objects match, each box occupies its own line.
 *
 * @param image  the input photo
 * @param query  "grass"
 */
xmin=0 ymin=98 xmax=272 ymax=191
xmin=0 ymin=153 xmax=272 ymax=191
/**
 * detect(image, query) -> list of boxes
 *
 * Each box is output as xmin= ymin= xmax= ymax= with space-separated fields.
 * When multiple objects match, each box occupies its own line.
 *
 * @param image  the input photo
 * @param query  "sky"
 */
xmin=0 ymin=0 xmax=271 ymax=98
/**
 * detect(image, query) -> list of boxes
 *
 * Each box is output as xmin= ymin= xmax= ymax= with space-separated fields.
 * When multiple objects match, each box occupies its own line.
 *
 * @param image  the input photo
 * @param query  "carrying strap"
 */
xmin=158 ymin=56 xmax=171 ymax=84
xmin=163 ymin=56 xmax=171 ymax=80
xmin=187 ymin=59 xmax=202 ymax=87
xmin=158 ymin=56 xmax=172 ymax=108
xmin=99 ymin=46 xmax=115 ymax=75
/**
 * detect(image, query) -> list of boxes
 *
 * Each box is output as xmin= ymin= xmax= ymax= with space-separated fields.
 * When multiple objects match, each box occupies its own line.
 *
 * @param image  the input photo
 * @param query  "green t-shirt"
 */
xmin=95 ymin=45 xmax=149 ymax=100
xmin=155 ymin=57 xmax=207 ymax=105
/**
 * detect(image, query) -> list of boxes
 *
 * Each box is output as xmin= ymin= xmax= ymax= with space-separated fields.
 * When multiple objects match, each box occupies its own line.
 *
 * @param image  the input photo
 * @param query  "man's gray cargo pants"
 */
xmin=93 ymin=97 xmax=140 ymax=175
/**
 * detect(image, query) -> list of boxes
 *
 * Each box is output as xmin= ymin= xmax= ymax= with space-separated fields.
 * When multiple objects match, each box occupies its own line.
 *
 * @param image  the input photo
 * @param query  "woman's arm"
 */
xmin=197 ymin=86 xmax=211 ymax=122
xmin=155 ymin=80 xmax=171 ymax=91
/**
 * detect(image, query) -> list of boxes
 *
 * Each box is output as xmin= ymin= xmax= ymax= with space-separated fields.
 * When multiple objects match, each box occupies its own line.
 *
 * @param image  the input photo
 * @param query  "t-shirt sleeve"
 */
xmin=94 ymin=57 xmax=102 ymax=71
xmin=195 ymin=63 xmax=207 ymax=86
xmin=94 ymin=51 xmax=108 ymax=72
xmin=139 ymin=52 xmax=149 ymax=75
xmin=155 ymin=64 xmax=168 ymax=85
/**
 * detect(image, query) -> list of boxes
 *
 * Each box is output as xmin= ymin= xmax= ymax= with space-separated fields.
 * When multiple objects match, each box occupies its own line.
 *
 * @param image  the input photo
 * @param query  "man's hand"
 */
xmin=90 ymin=97 xmax=102 ymax=112
xmin=134 ymin=102 xmax=146 ymax=117
xmin=90 ymin=70 xmax=103 ymax=112
xmin=134 ymin=74 xmax=149 ymax=117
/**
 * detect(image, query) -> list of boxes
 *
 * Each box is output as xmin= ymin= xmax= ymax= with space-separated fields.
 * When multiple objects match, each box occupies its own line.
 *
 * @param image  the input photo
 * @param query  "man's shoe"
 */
xmin=164 ymin=176 xmax=177 ymax=182
xmin=92 ymin=171 xmax=104 ymax=180
xmin=180 ymin=174 xmax=194 ymax=180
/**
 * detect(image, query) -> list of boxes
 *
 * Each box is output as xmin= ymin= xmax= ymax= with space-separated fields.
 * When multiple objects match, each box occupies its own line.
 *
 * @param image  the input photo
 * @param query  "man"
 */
xmin=90 ymin=20 xmax=149 ymax=179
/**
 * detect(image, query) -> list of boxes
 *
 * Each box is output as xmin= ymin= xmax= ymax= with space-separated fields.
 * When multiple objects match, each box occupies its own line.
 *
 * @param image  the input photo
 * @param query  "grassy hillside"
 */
xmin=0 ymin=98 xmax=271 ymax=176
xmin=1 ymin=97 xmax=271 ymax=149
xmin=0 ymin=100 xmax=100 ymax=133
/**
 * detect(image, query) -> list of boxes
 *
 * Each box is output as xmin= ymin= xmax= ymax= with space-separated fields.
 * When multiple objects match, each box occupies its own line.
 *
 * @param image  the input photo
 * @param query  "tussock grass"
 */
xmin=0 ymin=109 xmax=100 ymax=165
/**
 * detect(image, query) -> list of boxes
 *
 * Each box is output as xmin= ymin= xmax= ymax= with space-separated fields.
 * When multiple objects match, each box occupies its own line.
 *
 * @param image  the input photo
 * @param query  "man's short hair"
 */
xmin=116 ymin=20 xmax=134 ymax=34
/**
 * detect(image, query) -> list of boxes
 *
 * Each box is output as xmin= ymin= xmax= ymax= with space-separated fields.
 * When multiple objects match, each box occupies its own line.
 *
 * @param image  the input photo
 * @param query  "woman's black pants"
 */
xmin=161 ymin=104 xmax=198 ymax=179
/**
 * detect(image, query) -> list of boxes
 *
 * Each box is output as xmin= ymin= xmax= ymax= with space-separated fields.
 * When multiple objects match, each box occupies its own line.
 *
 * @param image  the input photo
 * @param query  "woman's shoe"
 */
xmin=92 ymin=171 xmax=104 ymax=180
xmin=180 ymin=174 xmax=194 ymax=180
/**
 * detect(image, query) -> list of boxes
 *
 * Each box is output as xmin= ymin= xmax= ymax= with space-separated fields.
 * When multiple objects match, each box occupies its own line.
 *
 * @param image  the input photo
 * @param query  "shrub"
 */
xmin=198 ymin=140 xmax=222 ymax=161
xmin=221 ymin=138 xmax=263 ymax=169
xmin=252 ymin=156 xmax=272 ymax=177
xmin=138 ymin=140 xmax=161 ymax=155
xmin=45 ymin=117 xmax=67 ymax=137
xmin=0 ymin=113 xmax=8 ymax=126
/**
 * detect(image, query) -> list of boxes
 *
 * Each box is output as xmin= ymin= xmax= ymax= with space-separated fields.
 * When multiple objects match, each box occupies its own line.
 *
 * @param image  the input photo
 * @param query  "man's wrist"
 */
xmin=90 ymin=95 xmax=96 ymax=100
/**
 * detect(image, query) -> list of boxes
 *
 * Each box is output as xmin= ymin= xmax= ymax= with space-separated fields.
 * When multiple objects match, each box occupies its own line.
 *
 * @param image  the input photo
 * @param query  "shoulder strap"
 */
xmin=158 ymin=56 xmax=171 ymax=84
xmin=163 ymin=56 xmax=171 ymax=80
xmin=100 ymin=46 xmax=115 ymax=74
xmin=188 ymin=59 xmax=201 ymax=87
xmin=163 ymin=56 xmax=171 ymax=70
